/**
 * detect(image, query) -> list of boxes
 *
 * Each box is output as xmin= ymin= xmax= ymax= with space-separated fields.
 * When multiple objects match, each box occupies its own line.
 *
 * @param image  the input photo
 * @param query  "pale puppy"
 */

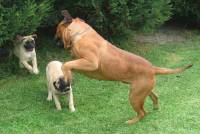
xmin=46 ymin=61 xmax=75 ymax=112
xmin=13 ymin=34 xmax=39 ymax=74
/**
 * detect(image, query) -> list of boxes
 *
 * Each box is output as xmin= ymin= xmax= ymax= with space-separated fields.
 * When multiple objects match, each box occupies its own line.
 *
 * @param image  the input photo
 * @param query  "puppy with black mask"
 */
xmin=46 ymin=61 xmax=75 ymax=112
xmin=13 ymin=34 xmax=39 ymax=74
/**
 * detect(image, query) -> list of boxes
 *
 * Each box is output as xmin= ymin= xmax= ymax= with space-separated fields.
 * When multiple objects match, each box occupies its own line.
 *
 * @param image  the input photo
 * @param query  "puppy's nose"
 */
xmin=64 ymin=86 xmax=70 ymax=92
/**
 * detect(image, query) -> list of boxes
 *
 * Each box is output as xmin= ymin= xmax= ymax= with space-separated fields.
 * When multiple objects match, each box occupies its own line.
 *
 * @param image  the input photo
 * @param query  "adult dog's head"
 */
xmin=55 ymin=10 xmax=73 ymax=49
xmin=16 ymin=34 xmax=37 ymax=52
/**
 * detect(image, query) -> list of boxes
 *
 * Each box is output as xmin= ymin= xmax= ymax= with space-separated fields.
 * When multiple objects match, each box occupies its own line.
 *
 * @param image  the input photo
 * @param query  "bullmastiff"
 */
xmin=55 ymin=10 xmax=192 ymax=124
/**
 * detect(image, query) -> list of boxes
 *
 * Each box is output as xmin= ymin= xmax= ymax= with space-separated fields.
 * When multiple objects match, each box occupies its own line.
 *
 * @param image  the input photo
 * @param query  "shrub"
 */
xmin=46 ymin=0 xmax=172 ymax=38
xmin=171 ymin=0 xmax=200 ymax=24
xmin=0 ymin=0 xmax=53 ymax=47
xmin=129 ymin=0 xmax=172 ymax=31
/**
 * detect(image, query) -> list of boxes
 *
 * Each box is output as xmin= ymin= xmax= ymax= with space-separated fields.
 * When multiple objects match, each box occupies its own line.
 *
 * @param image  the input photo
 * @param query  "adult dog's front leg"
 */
xmin=32 ymin=56 xmax=39 ymax=74
xmin=67 ymin=87 xmax=75 ymax=112
xmin=61 ymin=58 xmax=98 ymax=81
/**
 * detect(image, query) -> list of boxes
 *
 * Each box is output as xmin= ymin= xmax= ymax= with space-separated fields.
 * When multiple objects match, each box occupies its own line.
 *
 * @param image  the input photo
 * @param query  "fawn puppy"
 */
xmin=46 ymin=61 xmax=75 ymax=112
xmin=13 ymin=34 xmax=39 ymax=74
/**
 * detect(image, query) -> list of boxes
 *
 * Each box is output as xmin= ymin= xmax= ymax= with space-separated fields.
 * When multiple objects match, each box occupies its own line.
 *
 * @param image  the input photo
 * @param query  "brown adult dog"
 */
xmin=55 ymin=10 xmax=192 ymax=124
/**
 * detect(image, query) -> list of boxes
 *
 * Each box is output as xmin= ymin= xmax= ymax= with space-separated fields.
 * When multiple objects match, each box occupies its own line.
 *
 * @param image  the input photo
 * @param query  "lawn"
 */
xmin=0 ymin=30 xmax=200 ymax=134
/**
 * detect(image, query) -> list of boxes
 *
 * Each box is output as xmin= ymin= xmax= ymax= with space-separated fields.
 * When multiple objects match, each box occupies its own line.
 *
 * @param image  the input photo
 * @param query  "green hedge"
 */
xmin=0 ymin=0 xmax=173 ymax=47
xmin=0 ymin=0 xmax=53 ymax=47
xmin=171 ymin=0 xmax=200 ymax=24
xmin=46 ymin=0 xmax=172 ymax=38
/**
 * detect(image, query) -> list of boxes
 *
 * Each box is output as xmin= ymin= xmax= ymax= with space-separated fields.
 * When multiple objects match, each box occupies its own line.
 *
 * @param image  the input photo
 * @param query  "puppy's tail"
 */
xmin=154 ymin=64 xmax=193 ymax=75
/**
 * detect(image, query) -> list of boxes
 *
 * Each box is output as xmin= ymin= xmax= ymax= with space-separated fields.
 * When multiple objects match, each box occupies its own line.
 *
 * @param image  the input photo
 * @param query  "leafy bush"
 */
xmin=46 ymin=0 xmax=172 ymax=38
xmin=171 ymin=0 xmax=200 ymax=24
xmin=129 ymin=0 xmax=172 ymax=31
xmin=0 ymin=0 xmax=53 ymax=47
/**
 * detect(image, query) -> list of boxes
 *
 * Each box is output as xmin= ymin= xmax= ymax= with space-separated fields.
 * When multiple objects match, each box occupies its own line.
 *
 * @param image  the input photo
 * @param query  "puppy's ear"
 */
xmin=16 ymin=35 xmax=24 ymax=42
xmin=53 ymin=81 xmax=58 ymax=90
xmin=31 ymin=34 xmax=37 ymax=39
xmin=53 ymin=81 xmax=56 ymax=85
xmin=61 ymin=10 xmax=73 ymax=24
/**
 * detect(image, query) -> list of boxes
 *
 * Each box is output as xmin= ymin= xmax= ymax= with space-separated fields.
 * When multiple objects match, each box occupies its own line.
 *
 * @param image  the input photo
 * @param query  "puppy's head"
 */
xmin=55 ymin=10 xmax=73 ymax=49
xmin=53 ymin=76 xmax=71 ymax=93
xmin=16 ymin=34 xmax=37 ymax=51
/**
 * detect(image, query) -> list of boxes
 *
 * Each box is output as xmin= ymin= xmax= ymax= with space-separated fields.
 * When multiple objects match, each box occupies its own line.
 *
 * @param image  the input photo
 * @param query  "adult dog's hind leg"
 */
xmin=127 ymin=78 xmax=155 ymax=125
xmin=149 ymin=91 xmax=159 ymax=110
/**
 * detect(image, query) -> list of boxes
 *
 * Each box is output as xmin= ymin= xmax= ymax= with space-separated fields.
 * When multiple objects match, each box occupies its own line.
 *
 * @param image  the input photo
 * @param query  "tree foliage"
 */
xmin=171 ymin=0 xmax=200 ymax=24
xmin=0 ymin=0 xmax=53 ymax=46
xmin=48 ymin=0 xmax=172 ymax=38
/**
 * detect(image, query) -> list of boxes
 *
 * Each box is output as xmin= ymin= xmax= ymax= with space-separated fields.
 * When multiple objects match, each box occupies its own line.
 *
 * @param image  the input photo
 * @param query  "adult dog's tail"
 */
xmin=154 ymin=64 xmax=193 ymax=75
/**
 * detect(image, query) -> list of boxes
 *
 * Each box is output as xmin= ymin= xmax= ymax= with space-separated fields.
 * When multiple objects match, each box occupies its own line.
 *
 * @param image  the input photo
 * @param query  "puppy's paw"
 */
xmin=33 ymin=69 xmax=39 ymax=74
xmin=70 ymin=107 xmax=76 ymax=112
xmin=19 ymin=63 xmax=24 ymax=68
xmin=56 ymin=107 xmax=62 ymax=111
xmin=56 ymin=105 xmax=62 ymax=110
xmin=47 ymin=97 xmax=52 ymax=101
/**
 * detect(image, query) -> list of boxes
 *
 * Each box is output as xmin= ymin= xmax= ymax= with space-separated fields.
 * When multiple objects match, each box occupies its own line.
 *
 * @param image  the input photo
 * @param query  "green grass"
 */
xmin=0 ymin=31 xmax=200 ymax=134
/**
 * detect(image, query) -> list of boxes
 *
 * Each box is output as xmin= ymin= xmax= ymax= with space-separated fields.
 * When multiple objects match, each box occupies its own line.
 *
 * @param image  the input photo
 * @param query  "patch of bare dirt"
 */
xmin=133 ymin=27 xmax=186 ymax=44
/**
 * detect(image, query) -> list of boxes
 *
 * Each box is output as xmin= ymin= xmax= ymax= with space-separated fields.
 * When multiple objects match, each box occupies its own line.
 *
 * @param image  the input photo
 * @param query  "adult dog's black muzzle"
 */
xmin=54 ymin=36 xmax=64 ymax=48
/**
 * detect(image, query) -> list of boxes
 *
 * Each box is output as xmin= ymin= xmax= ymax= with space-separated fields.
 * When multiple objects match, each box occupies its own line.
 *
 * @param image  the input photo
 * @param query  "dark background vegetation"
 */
xmin=0 ymin=0 xmax=200 ymax=47
xmin=0 ymin=0 xmax=199 ymax=77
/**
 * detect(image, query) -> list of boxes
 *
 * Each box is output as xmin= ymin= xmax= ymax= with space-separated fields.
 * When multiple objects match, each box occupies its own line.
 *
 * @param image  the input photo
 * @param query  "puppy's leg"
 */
xmin=21 ymin=60 xmax=33 ymax=73
xmin=32 ymin=56 xmax=39 ymax=74
xmin=47 ymin=90 xmax=53 ymax=101
xmin=19 ymin=62 xmax=24 ymax=68
xmin=67 ymin=86 xmax=75 ymax=112
xmin=46 ymin=82 xmax=53 ymax=101
xmin=149 ymin=91 xmax=159 ymax=110
xmin=53 ymin=93 xmax=62 ymax=110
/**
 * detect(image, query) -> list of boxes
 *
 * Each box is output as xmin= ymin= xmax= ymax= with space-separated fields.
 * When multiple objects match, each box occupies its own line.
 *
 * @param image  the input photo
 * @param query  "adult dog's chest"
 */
xmin=70 ymin=45 xmax=81 ymax=58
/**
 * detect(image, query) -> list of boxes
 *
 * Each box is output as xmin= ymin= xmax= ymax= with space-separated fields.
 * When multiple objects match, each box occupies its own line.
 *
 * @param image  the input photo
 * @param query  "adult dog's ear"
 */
xmin=16 ymin=35 xmax=24 ymax=42
xmin=61 ymin=10 xmax=73 ymax=24
xmin=31 ymin=34 xmax=37 ymax=39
